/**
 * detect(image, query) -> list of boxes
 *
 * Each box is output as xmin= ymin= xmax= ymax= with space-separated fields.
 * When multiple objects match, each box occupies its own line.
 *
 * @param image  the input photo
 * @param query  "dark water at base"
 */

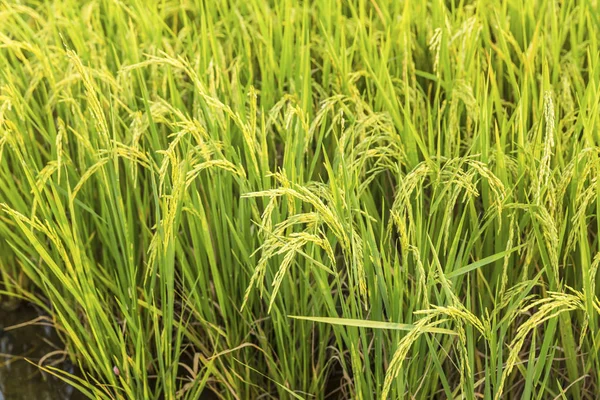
xmin=0 ymin=304 xmax=84 ymax=400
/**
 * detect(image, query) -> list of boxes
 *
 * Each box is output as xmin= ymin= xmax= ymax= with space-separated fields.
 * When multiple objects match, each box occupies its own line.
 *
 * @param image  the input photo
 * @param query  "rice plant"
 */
xmin=0 ymin=0 xmax=599 ymax=399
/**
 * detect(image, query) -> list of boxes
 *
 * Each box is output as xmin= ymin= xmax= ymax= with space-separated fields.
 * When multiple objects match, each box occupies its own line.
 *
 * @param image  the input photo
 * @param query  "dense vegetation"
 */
xmin=1 ymin=0 xmax=599 ymax=398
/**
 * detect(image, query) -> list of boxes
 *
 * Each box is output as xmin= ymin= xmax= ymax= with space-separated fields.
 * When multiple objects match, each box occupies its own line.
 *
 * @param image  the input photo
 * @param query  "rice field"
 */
xmin=0 ymin=0 xmax=599 ymax=398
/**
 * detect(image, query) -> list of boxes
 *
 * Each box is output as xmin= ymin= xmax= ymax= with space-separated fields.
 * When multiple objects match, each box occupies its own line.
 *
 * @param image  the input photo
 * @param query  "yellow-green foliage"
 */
xmin=1 ymin=0 xmax=599 ymax=399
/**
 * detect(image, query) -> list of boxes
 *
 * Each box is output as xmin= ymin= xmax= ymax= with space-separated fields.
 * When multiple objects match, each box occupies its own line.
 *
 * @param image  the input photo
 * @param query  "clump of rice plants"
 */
xmin=0 ymin=0 xmax=599 ymax=399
